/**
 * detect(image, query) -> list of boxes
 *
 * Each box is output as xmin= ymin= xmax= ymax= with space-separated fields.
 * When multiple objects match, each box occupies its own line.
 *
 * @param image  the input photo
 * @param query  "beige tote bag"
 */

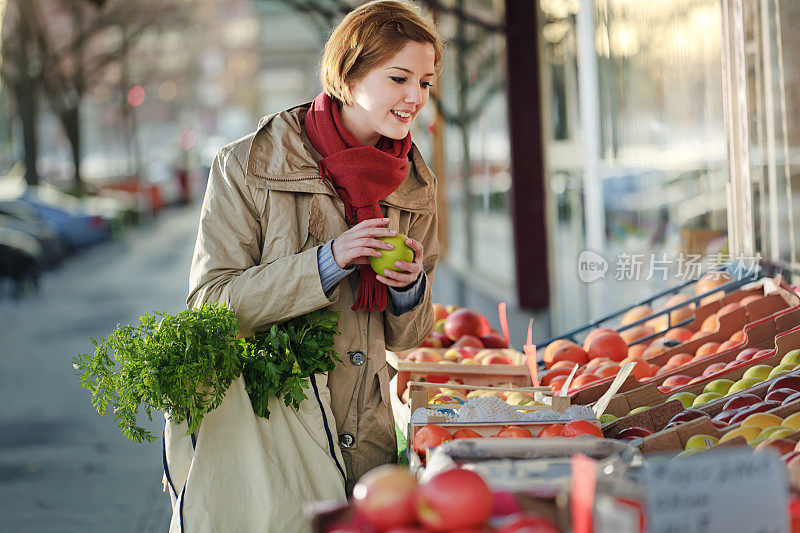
xmin=162 ymin=374 xmax=347 ymax=532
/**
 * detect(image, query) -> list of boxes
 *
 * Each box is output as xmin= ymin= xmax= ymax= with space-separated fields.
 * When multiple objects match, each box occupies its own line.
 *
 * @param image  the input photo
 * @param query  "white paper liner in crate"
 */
xmin=410 ymin=396 xmax=595 ymax=424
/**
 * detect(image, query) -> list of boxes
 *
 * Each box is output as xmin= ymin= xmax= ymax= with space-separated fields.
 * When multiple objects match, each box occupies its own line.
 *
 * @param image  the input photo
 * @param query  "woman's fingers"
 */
xmin=405 ymin=237 xmax=423 ymax=255
xmin=351 ymin=217 xmax=391 ymax=230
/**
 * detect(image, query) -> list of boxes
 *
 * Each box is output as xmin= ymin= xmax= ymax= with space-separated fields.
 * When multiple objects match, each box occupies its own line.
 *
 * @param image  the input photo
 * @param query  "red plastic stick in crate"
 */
xmin=498 ymin=302 xmax=510 ymax=346
xmin=571 ymin=453 xmax=597 ymax=533
xmin=524 ymin=344 xmax=539 ymax=387
xmin=526 ymin=318 xmax=533 ymax=347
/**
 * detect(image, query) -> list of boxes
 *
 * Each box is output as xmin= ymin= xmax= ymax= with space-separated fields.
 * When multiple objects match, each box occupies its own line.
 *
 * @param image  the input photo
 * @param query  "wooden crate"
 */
xmin=388 ymin=349 xmax=534 ymax=437
xmin=404 ymin=382 xmax=585 ymax=470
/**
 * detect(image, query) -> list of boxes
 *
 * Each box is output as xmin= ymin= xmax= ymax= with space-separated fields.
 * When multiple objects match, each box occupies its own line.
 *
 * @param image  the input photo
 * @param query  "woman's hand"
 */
xmin=331 ymin=218 xmax=397 ymax=269
xmin=375 ymin=236 xmax=423 ymax=289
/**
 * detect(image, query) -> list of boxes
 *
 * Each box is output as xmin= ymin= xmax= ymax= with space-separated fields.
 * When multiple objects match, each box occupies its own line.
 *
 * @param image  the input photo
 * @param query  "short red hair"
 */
xmin=320 ymin=0 xmax=443 ymax=106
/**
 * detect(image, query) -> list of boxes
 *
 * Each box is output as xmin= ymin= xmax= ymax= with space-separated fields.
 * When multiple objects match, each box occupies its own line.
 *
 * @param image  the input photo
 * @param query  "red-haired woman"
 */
xmin=163 ymin=1 xmax=441 ymax=530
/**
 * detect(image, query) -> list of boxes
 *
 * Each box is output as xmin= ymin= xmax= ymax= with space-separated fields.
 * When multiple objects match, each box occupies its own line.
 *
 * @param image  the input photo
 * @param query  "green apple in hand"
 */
xmin=369 ymin=234 xmax=414 ymax=275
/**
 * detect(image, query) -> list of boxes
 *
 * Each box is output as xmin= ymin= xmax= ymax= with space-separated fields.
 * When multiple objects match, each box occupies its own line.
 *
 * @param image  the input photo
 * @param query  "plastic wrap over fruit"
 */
xmin=411 ymin=407 xmax=458 ymax=424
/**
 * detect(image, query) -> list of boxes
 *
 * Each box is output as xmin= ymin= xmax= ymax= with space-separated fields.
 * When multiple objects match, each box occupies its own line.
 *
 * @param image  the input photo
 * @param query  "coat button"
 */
xmin=348 ymin=350 xmax=366 ymax=366
xmin=339 ymin=433 xmax=355 ymax=448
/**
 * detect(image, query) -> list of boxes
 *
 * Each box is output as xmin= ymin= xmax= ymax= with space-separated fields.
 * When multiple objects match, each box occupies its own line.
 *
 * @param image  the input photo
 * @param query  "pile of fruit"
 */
xmin=426 ymin=386 xmax=544 ymax=407
xmin=604 ymin=358 xmax=800 ymax=420
xmin=538 ymin=289 xmax=763 ymax=394
xmin=419 ymin=305 xmax=507 ymax=350
xmin=327 ymin=465 xmax=561 ymax=532
xmin=655 ymin=347 xmax=799 ymax=393
xmin=412 ymin=421 xmax=603 ymax=463
xmin=669 ymin=407 xmax=800 ymax=463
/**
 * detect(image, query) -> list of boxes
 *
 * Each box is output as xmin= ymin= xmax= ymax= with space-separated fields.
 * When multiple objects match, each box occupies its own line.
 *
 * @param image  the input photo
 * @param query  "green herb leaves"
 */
xmin=243 ymin=309 xmax=342 ymax=418
xmin=73 ymin=304 xmax=341 ymax=443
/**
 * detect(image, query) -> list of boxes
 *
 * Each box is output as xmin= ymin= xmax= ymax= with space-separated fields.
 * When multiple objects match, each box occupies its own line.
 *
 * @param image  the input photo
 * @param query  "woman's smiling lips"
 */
xmin=391 ymin=109 xmax=413 ymax=122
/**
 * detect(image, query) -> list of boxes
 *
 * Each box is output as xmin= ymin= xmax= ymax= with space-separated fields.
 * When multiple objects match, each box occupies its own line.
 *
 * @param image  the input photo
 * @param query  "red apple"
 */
xmin=433 ymin=303 xmax=449 ymax=322
xmin=784 ymin=392 xmax=800 ymax=405
xmin=662 ymin=375 xmax=692 ymax=388
xmin=768 ymin=375 xmax=800 ymax=394
xmin=666 ymin=409 xmax=706 ymax=427
xmin=702 ymin=362 xmax=729 ymax=377
xmin=724 ymin=360 xmax=742 ymax=370
xmin=443 ymin=347 xmax=472 ymax=361
xmin=480 ymin=332 xmax=508 ymax=349
xmin=755 ymin=438 xmax=796 ymax=456
xmin=352 ymin=465 xmax=418 ymax=531
xmin=490 ymin=491 xmax=524 ymax=518
xmin=407 ymin=348 xmax=443 ymax=363
xmin=419 ymin=337 xmax=438 ymax=348
xmin=444 ymin=309 xmax=491 ymax=341
xmin=482 ymin=354 xmax=512 ymax=365
xmin=415 ymin=468 xmax=493 ymax=531
xmin=753 ymin=349 xmax=776 ymax=360
xmin=712 ymin=409 xmax=738 ymax=423
xmin=616 ymin=426 xmax=655 ymax=439
xmin=429 ymin=331 xmax=453 ymax=348
xmin=452 ymin=335 xmax=484 ymax=349
xmin=765 ymin=388 xmax=798 ymax=403
xmin=722 ymin=394 xmax=762 ymax=412
xmin=728 ymin=402 xmax=781 ymax=425
xmin=736 ymin=348 xmax=762 ymax=361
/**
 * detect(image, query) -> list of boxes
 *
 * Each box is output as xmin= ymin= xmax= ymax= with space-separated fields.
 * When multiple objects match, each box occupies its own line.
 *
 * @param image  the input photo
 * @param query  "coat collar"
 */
xmin=245 ymin=103 xmax=436 ymax=214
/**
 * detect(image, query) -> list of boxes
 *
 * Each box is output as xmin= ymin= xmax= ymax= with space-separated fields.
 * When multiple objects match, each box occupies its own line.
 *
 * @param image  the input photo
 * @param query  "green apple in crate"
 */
xmin=704 ymin=379 xmax=735 ymax=396
xmin=781 ymin=349 xmax=800 ymax=366
xmin=743 ymin=364 xmax=775 ymax=382
xmin=667 ymin=392 xmax=697 ymax=409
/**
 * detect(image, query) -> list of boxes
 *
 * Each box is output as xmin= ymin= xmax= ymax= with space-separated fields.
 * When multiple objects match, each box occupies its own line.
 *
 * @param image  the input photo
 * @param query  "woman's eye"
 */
xmin=390 ymin=76 xmax=406 ymax=84
xmin=421 ymin=81 xmax=433 ymax=88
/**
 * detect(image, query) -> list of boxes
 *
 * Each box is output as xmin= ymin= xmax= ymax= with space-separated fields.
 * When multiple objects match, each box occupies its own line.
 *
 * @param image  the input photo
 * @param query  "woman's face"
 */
xmin=341 ymin=41 xmax=436 ymax=146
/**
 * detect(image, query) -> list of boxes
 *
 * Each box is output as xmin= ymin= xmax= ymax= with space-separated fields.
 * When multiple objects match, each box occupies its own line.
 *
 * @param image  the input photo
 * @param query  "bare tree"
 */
xmin=1 ymin=0 xmax=179 ymax=191
xmin=1 ymin=1 xmax=43 ymax=185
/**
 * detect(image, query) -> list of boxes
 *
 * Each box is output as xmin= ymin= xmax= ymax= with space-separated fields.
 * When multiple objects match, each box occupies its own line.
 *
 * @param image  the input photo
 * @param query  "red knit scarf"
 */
xmin=304 ymin=92 xmax=412 ymax=312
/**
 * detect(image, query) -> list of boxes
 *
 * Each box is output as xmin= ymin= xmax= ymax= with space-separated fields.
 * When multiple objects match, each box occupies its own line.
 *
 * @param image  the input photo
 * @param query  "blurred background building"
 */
xmin=1 ymin=0 xmax=798 ymax=337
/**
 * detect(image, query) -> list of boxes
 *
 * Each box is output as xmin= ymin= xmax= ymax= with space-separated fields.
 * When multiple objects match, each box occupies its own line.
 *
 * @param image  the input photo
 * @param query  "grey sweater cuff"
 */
xmin=317 ymin=239 xmax=354 ymax=296
xmin=388 ymin=271 xmax=426 ymax=316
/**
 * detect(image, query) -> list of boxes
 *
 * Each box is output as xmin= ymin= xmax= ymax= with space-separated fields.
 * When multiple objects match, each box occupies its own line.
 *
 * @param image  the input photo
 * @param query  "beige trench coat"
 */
xmin=185 ymin=103 xmax=438 ymax=490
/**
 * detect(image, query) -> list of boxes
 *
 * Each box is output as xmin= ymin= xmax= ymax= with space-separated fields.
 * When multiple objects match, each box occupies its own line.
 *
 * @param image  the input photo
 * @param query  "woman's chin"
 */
xmin=382 ymin=126 xmax=412 ymax=140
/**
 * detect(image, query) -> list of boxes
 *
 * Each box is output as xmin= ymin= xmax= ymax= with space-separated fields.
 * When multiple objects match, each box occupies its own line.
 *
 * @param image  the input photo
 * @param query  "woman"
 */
xmin=162 ymin=1 xmax=442 ymax=531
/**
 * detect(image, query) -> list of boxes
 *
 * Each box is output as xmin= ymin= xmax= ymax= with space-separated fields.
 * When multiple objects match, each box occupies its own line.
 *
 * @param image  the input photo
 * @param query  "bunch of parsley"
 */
xmin=243 ymin=309 xmax=342 ymax=418
xmin=73 ymin=303 xmax=341 ymax=443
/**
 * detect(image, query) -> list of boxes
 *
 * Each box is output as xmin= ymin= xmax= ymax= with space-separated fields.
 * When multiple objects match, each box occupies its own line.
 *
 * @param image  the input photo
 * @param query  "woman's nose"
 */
xmin=406 ymin=85 xmax=423 ymax=104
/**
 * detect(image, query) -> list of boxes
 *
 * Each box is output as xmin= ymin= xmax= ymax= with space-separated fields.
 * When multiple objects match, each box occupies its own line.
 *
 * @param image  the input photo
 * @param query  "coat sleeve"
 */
xmin=187 ymin=146 xmax=338 ymax=335
xmin=383 ymin=206 xmax=439 ymax=352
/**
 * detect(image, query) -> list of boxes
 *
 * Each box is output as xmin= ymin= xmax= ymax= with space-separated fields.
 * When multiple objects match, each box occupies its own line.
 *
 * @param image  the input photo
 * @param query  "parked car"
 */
xmin=0 ymin=203 xmax=67 ymax=267
xmin=0 ymin=226 xmax=42 ymax=297
xmin=0 ymin=188 xmax=112 ymax=251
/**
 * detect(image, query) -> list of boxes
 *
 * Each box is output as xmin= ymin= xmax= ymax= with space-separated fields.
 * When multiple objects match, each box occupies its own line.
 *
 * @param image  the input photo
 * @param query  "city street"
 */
xmin=0 ymin=204 xmax=202 ymax=531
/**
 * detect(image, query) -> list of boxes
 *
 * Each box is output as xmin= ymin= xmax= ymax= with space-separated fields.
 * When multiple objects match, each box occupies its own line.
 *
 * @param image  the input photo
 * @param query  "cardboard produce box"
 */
xmin=568 ymin=290 xmax=795 ymax=405
xmin=600 ymin=319 xmax=800 ymax=418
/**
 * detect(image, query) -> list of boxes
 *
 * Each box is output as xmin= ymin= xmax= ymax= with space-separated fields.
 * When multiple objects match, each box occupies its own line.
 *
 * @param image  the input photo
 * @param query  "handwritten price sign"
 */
xmin=642 ymin=448 xmax=788 ymax=533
